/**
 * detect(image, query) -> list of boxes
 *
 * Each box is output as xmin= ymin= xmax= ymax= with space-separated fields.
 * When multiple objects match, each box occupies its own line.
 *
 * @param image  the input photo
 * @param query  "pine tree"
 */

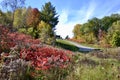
xmin=40 ymin=2 xmax=59 ymax=45
xmin=41 ymin=2 xmax=59 ymax=29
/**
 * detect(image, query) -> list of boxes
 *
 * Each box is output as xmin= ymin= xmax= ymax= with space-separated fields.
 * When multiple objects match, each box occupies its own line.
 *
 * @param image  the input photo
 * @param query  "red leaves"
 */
xmin=0 ymin=25 xmax=13 ymax=53
xmin=0 ymin=25 xmax=73 ymax=71
xmin=20 ymin=46 xmax=73 ymax=70
xmin=0 ymin=25 xmax=41 ymax=53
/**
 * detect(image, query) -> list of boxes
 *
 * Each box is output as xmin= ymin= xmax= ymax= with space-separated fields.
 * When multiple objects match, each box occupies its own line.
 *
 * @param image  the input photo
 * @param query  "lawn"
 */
xmin=56 ymin=39 xmax=80 ymax=52
xmin=65 ymin=48 xmax=120 ymax=80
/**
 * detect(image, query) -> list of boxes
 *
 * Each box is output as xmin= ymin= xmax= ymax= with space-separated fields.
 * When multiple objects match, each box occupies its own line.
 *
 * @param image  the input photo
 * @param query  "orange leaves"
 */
xmin=26 ymin=8 xmax=40 ymax=27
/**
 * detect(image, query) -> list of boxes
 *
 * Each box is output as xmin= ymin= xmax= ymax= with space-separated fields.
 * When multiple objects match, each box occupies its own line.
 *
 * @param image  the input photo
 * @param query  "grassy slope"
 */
xmin=65 ymin=49 xmax=120 ymax=80
xmin=56 ymin=39 xmax=79 ymax=52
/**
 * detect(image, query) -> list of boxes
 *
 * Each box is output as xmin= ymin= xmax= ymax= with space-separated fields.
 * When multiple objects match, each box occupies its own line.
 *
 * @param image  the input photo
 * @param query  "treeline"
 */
xmin=73 ymin=14 xmax=120 ymax=47
xmin=0 ymin=1 xmax=59 ymax=45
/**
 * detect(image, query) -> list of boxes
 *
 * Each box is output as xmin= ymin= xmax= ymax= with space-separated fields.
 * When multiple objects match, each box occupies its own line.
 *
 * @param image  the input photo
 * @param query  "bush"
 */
xmin=111 ymin=30 xmax=120 ymax=47
xmin=0 ymin=54 xmax=31 ymax=80
xmin=18 ymin=28 xmax=27 ymax=33
xmin=20 ymin=45 xmax=72 ymax=70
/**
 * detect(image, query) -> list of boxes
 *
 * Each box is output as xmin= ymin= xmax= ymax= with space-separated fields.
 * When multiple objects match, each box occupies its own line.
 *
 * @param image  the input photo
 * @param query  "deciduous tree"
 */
xmin=38 ymin=21 xmax=54 ymax=45
xmin=26 ymin=8 xmax=40 ymax=38
xmin=1 ymin=0 xmax=26 ymax=27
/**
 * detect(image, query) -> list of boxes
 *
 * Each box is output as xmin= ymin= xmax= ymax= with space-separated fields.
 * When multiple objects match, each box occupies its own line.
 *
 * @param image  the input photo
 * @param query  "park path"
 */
xmin=67 ymin=40 xmax=99 ymax=52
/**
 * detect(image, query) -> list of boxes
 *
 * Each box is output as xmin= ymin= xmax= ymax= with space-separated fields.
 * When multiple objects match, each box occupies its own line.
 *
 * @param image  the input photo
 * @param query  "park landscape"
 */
xmin=0 ymin=0 xmax=120 ymax=80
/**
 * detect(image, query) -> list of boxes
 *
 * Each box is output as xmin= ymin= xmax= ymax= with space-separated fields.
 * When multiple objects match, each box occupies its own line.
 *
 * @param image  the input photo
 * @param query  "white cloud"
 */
xmin=55 ymin=1 xmax=95 ymax=38
xmin=96 ymin=0 xmax=120 ymax=18
xmin=56 ymin=22 xmax=76 ymax=38
xmin=59 ymin=9 xmax=69 ymax=24
xmin=84 ymin=0 xmax=97 ymax=21
xmin=56 ymin=9 xmax=72 ymax=38
xmin=56 ymin=9 xmax=82 ymax=38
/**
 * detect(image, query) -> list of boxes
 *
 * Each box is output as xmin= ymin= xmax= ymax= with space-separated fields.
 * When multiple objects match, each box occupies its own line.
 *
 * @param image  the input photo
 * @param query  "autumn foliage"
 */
xmin=0 ymin=25 xmax=15 ymax=53
xmin=0 ymin=25 xmax=72 ymax=70
xmin=26 ymin=8 xmax=40 ymax=27
xmin=20 ymin=46 xmax=72 ymax=70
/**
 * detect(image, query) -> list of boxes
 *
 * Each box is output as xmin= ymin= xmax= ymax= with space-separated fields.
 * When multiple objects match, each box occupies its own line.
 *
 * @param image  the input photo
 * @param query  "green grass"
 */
xmin=72 ymin=41 xmax=104 ymax=50
xmin=30 ymin=49 xmax=120 ymax=80
xmin=56 ymin=39 xmax=79 ymax=52
xmin=27 ymin=47 xmax=120 ymax=80
xmin=65 ymin=52 xmax=120 ymax=80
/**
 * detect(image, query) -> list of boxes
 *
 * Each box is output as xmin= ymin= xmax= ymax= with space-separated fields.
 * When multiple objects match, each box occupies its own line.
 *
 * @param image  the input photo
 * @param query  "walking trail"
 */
xmin=67 ymin=40 xmax=99 ymax=52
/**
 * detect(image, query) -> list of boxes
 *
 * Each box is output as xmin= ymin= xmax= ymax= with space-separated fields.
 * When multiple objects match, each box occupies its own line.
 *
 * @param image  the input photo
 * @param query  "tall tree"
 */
xmin=0 ymin=10 xmax=6 ymax=24
xmin=26 ymin=8 xmax=40 ymax=38
xmin=111 ymin=30 xmax=120 ymax=47
xmin=26 ymin=8 xmax=40 ymax=27
xmin=86 ymin=17 xmax=102 ymax=41
xmin=0 ymin=10 xmax=12 ymax=25
xmin=13 ymin=8 xmax=22 ymax=28
xmin=73 ymin=24 xmax=81 ymax=39
xmin=5 ymin=11 xmax=13 ymax=25
xmin=13 ymin=8 xmax=27 ymax=29
xmin=107 ymin=20 xmax=120 ymax=44
xmin=41 ymin=2 xmax=59 ymax=29
xmin=38 ymin=21 xmax=54 ymax=45
xmin=40 ymin=2 xmax=59 ymax=45
xmin=1 ymin=0 xmax=26 ymax=27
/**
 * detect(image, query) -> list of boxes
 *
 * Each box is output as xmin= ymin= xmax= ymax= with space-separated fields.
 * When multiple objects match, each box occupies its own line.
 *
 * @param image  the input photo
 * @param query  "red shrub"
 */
xmin=0 ymin=25 xmax=73 ymax=70
xmin=20 ymin=46 xmax=72 ymax=70
xmin=0 ymin=25 xmax=41 ymax=53
xmin=0 ymin=25 xmax=15 ymax=53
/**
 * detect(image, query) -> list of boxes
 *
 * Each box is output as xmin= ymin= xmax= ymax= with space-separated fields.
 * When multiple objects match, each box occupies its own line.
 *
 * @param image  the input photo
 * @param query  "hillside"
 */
xmin=0 ymin=25 xmax=120 ymax=80
xmin=0 ymin=0 xmax=120 ymax=80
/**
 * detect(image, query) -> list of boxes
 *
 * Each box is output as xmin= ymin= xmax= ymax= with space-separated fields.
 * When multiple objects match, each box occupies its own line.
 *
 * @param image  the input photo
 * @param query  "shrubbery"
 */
xmin=111 ymin=30 xmax=120 ymax=47
xmin=0 ymin=25 xmax=73 ymax=79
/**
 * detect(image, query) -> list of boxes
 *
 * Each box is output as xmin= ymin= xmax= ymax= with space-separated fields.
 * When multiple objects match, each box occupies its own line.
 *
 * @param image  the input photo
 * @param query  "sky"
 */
xmin=0 ymin=0 xmax=120 ymax=38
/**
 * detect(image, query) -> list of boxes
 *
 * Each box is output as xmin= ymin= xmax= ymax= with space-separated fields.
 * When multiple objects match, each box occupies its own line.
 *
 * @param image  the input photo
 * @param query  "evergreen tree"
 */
xmin=41 ymin=2 xmax=59 ymax=29
xmin=40 ymin=2 xmax=59 ymax=45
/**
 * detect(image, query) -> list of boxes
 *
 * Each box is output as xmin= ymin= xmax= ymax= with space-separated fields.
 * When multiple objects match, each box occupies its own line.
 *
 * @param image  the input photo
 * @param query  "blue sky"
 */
xmin=0 ymin=0 xmax=120 ymax=38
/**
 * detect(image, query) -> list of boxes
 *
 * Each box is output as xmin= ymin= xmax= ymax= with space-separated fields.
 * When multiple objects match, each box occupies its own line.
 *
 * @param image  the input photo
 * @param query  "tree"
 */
xmin=13 ymin=8 xmax=26 ymax=29
xmin=111 ymin=30 xmax=120 ymax=47
xmin=41 ymin=2 xmax=59 ymax=29
xmin=101 ymin=14 xmax=120 ymax=32
xmin=65 ymin=35 xmax=70 ymax=40
xmin=109 ymin=20 xmax=120 ymax=32
xmin=26 ymin=8 xmax=40 ymax=27
xmin=0 ymin=10 xmax=12 ymax=25
xmin=26 ymin=8 xmax=40 ymax=38
xmin=16 ymin=8 xmax=27 ymax=33
xmin=107 ymin=20 xmax=120 ymax=44
xmin=101 ymin=16 xmax=113 ymax=32
xmin=38 ymin=21 xmax=54 ymax=45
xmin=40 ymin=2 xmax=59 ymax=45
xmin=5 ymin=11 xmax=13 ymax=25
xmin=88 ymin=17 xmax=101 ymax=39
xmin=73 ymin=24 xmax=81 ymax=39
xmin=1 ymin=0 xmax=26 ymax=27
xmin=0 ymin=10 xmax=6 ymax=24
